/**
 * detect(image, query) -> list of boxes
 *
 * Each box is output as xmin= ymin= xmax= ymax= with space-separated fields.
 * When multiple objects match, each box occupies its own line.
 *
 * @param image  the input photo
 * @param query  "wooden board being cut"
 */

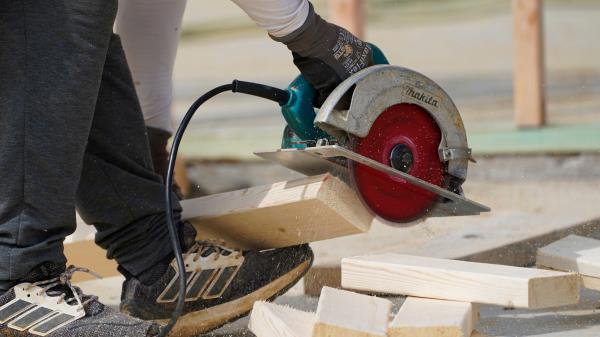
xmin=342 ymin=254 xmax=580 ymax=309
xmin=249 ymin=301 xmax=315 ymax=337
xmin=313 ymin=286 xmax=391 ymax=337
xmin=389 ymin=297 xmax=477 ymax=337
xmin=181 ymin=174 xmax=373 ymax=250
xmin=536 ymin=235 xmax=600 ymax=278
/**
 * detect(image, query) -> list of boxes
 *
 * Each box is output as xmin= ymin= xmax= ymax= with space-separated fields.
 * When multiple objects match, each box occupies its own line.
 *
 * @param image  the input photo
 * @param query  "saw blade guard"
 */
xmin=314 ymin=65 xmax=471 ymax=223
xmin=315 ymin=65 xmax=470 ymax=184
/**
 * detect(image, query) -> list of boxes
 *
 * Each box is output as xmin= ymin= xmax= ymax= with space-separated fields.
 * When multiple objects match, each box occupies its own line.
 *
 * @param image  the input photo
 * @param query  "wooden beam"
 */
xmin=342 ymin=254 xmax=580 ymax=309
xmin=389 ymin=297 xmax=478 ymax=337
xmin=539 ymin=265 xmax=600 ymax=292
xmin=537 ymin=235 xmax=600 ymax=277
xmin=304 ymin=265 xmax=341 ymax=297
xmin=313 ymin=286 xmax=391 ymax=337
xmin=329 ymin=0 xmax=366 ymax=38
xmin=249 ymin=301 xmax=315 ymax=337
xmin=181 ymin=174 xmax=373 ymax=250
xmin=64 ymin=174 xmax=373 ymax=280
xmin=512 ymin=0 xmax=546 ymax=127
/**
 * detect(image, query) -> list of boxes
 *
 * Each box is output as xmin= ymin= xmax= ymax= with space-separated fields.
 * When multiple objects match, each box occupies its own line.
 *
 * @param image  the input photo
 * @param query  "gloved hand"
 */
xmin=272 ymin=3 xmax=373 ymax=107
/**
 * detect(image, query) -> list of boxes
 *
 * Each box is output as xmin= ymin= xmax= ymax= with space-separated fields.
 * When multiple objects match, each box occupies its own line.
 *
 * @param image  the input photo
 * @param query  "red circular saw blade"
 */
xmin=351 ymin=103 xmax=444 ymax=223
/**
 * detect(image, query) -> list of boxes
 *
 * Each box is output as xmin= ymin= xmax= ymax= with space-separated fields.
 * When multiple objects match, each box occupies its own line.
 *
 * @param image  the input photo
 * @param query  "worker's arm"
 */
xmin=231 ymin=0 xmax=373 ymax=106
xmin=115 ymin=0 xmax=187 ymax=134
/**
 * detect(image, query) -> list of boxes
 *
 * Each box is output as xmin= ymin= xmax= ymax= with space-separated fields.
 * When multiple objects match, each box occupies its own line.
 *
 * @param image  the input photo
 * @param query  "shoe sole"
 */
xmin=156 ymin=258 xmax=312 ymax=337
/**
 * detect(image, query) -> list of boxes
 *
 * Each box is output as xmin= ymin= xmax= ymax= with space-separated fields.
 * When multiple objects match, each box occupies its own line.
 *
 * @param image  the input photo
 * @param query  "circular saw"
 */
xmin=255 ymin=47 xmax=489 ymax=225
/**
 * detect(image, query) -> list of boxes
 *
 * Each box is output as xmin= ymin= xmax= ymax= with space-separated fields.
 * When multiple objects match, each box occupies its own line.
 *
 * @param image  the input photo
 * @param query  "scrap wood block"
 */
xmin=304 ymin=264 xmax=341 ymax=297
xmin=389 ymin=297 xmax=478 ymax=337
xmin=539 ymin=270 xmax=600 ymax=292
xmin=580 ymin=275 xmax=600 ymax=292
xmin=249 ymin=301 xmax=315 ymax=337
xmin=313 ymin=286 xmax=392 ymax=337
xmin=471 ymin=331 xmax=487 ymax=337
xmin=181 ymin=174 xmax=373 ymax=250
xmin=537 ymin=234 xmax=600 ymax=277
xmin=342 ymin=254 xmax=580 ymax=309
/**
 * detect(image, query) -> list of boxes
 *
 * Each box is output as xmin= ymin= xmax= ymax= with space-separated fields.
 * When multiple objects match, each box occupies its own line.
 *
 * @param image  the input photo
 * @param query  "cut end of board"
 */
xmin=249 ymin=301 xmax=316 ymax=337
xmin=314 ymin=287 xmax=391 ymax=337
xmin=389 ymin=297 xmax=477 ymax=337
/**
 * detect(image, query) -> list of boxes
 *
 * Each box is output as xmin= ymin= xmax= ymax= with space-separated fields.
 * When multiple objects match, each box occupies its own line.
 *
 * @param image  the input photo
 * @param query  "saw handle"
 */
xmin=232 ymin=80 xmax=290 ymax=105
xmin=280 ymin=43 xmax=390 ymax=144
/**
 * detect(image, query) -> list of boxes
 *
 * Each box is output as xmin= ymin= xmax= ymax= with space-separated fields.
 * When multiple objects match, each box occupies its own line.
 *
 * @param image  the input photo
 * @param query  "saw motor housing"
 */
xmin=259 ymin=46 xmax=488 ymax=224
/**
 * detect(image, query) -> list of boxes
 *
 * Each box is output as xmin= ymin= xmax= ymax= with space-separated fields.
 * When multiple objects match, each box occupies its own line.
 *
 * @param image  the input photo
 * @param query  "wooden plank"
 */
xmin=471 ymin=332 xmax=487 ymax=337
xmin=329 ymin=0 xmax=366 ymax=38
xmin=249 ymin=301 xmax=315 ymax=337
xmin=342 ymin=254 xmax=580 ymax=309
xmin=181 ymin=174 xmax=373 ymax=250
xmin=537 ymin=234 xmax=600 ymax=277
xmin=512 ymin=0 xmax=545 ymax=127
xmin=537 ymin=264 xmax=600 ymax=292
xmin=313 ymin=286 xmax=391 ymax=337
xmin=305 ymin=178 xmax=600 ymax=296
xmin=389 ymin=297 xmax=477 ymax=337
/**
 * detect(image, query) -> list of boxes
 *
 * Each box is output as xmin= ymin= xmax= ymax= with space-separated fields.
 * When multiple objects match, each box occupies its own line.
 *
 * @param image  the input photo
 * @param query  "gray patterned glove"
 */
xmin=272 ymin=3 xmax=373 ymax=107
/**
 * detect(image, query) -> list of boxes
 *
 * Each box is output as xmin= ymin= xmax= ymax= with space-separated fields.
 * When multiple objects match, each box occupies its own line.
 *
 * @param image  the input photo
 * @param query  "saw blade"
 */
xmin=349 ymin=103 xmax=445 ymax=223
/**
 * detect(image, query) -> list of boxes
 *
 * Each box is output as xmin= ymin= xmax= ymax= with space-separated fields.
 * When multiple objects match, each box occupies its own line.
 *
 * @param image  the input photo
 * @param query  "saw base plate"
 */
xmin=255 ymin=145 xmax=490 ymax=219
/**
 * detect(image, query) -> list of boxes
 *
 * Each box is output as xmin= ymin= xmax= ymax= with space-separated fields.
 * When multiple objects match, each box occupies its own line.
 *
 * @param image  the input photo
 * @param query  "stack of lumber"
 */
xmin=537 ymin=234 xmax=600 ymax=291
xmin=251 ymin=254 xmax=579 ymax=337
xmin=250 ymin=287 xmax=482 ymax=337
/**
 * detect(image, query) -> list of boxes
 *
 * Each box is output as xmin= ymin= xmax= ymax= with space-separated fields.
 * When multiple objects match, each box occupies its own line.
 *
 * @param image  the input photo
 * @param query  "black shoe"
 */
xmin=120 ymin=241 xmax=313 ymax=336
xmin=0 ymin=263 xmax=160 ymax=337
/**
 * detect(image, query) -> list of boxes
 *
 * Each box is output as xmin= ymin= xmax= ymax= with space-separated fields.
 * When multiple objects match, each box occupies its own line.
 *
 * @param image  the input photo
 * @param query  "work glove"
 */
xmin=272 ymin=3 xmax=373 ymax=107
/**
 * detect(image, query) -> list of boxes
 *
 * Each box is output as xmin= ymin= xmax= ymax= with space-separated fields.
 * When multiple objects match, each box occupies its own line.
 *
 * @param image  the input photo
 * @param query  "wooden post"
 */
xmin=328 ymin=0 xmax=366 ymax=38
xmin=512 ymin=0 xmax=546 ymax=127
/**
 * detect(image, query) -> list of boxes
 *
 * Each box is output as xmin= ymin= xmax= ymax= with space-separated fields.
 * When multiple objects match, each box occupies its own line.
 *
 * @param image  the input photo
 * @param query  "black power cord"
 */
xmin=160 ymin=80 xmax=290 ymax=337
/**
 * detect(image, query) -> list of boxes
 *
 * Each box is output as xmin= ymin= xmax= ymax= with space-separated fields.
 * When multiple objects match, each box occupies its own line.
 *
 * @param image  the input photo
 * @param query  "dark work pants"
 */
xmin=0 ymin=0 xmax=180 ymax=286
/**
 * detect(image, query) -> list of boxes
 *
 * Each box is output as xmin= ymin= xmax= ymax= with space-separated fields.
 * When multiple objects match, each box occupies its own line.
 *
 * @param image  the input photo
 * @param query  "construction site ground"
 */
xmin=79 ymin=1 xmax=600 ymax=336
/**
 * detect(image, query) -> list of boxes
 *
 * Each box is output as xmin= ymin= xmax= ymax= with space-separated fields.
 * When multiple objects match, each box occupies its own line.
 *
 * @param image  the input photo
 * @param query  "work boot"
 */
xmin=146 ymin=126 xmax=171 ymax=182
xmin=120 ymin=224 xmax=313 ymax=337
xmin=0 ymin=263 xmax=160 ymax=337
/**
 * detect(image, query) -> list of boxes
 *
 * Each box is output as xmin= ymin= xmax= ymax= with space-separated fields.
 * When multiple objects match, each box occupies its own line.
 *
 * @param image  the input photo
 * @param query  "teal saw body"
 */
xmin=280 ymin=44 xmax=389 ymax=149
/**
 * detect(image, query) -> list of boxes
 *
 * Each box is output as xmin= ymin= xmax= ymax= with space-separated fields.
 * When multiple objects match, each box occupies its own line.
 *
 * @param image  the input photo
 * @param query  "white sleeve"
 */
xmin=230 ymin=0 xmax=310 ymax=38
xmin=115 ymin=0 xmax=187 ymax=134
